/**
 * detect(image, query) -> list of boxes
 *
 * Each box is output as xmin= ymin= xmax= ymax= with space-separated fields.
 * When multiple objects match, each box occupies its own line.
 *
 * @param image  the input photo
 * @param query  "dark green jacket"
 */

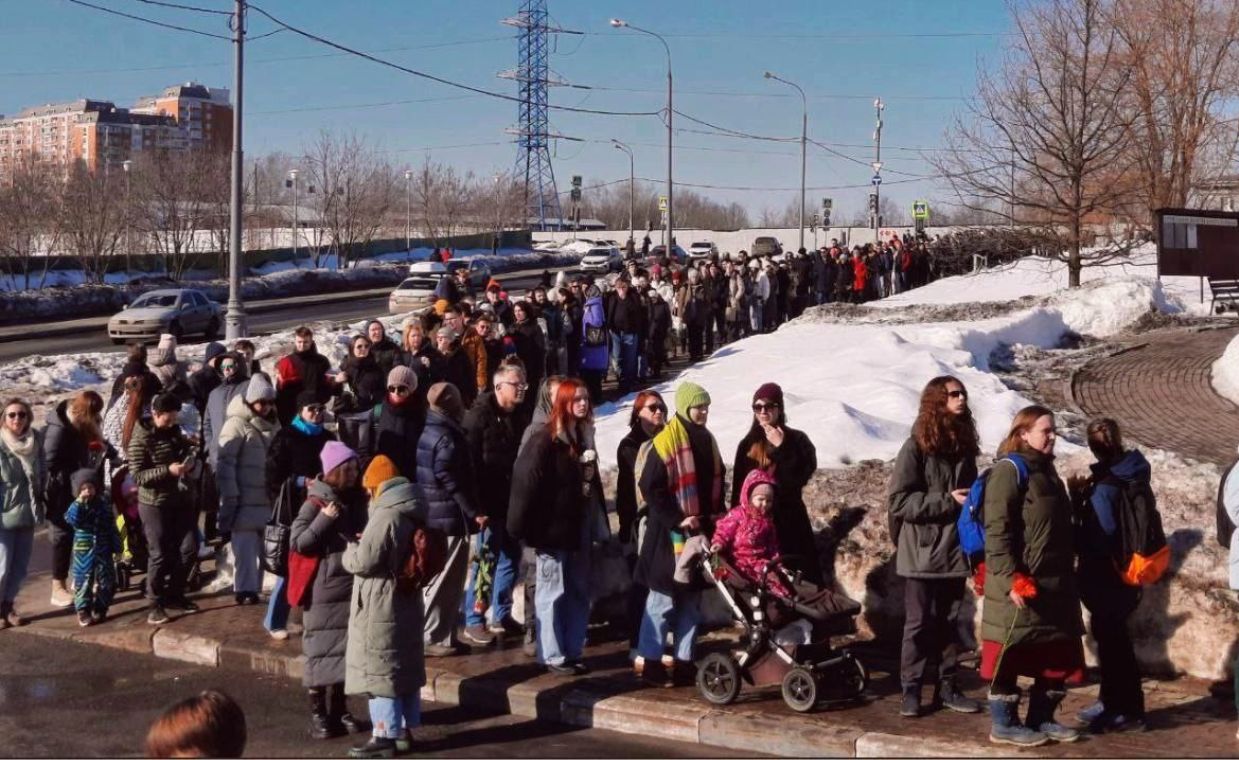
xmin=127 ymin=419 xmax=191 ymax=509
xmin=981 ymin=447 xmax=1083 ymax=645
xmin=886 ymin=437 xmax=977 ymax=579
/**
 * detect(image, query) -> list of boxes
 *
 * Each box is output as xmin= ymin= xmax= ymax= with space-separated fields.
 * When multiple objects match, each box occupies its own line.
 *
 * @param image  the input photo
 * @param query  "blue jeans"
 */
xmin=610 ymin=332 xmax=639 ymax=394
xmin=463 ymin=523 xmax=520 ymax=627
xmin=0 ymin=527 xmax=34 ymax=605
xmin=638 ymin=589 xmax=701 ymax=663
xmin=368 ymin=693 xmax=420 ymax=739
xmin=264 ymin=575 xmax=290 ymax=632
xmin=534 ymin=535 xmax=593 ymax=666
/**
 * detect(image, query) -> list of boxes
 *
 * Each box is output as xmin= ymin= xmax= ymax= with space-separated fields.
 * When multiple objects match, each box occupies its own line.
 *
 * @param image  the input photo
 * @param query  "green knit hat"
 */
xmin=675 ymin=382 xmax=711 ymax=415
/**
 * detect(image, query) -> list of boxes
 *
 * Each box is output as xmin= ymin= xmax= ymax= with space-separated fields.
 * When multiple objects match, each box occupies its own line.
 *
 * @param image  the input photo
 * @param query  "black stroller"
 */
xmin=694 ymin=548 xmax=868 ymax=712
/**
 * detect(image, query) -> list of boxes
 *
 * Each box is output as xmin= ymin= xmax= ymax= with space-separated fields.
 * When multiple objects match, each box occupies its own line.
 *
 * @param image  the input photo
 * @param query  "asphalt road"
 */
xmin=0 ymin=268 xmax=563 ymax=365
xmin=0 ymin=634 xmax=748 ymax=758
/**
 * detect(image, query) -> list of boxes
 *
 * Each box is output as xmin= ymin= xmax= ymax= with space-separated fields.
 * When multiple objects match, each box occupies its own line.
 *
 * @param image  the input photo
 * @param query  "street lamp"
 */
xmin=611 ymin=139 xmax=634 ymax=253
xmin=121 ymin=160 xmax=133 ymax=277
xmin=404 ymin=169 xmax=413 ymax=252
xmin=287 ymin=169 xmax=299 ymax=259
xmin=610 ymin=17 xmax=672 ymax=253
xmin=764 ymin=71 xmax=807 ymax=252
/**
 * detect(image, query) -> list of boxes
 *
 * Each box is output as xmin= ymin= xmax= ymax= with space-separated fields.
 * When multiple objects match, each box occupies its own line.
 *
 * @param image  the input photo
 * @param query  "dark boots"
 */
xmin=900 ymin=685 xmax=921 ymax=717
xmin=934 ymin=679 xmax=982 ymax=714
xmin=1026 ymin=687 xmax=1080 ymax=742
xmin=988 ymin=691 xmax=1049 ymax=747
xmin=329 ymin=683 xmax=369 ymax=735
xmin=308 ymin=688 xmax=342 ymax=739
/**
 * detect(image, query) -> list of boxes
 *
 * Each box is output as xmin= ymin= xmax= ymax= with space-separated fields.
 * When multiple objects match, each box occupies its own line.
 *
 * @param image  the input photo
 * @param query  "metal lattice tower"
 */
xmin=502 ymin=0 xmax=563 ymax=231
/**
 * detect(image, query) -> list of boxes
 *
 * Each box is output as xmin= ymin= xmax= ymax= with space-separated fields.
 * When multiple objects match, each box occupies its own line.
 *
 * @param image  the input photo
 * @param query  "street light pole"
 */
xmin=611 ymin=139 xmax=634 ymax=250
xmin=288 ymin=169 xmax=298 ymax=259
xmin=225 ymin=0 xmax=247 ymax=340
xmin=404 ymin=169 xmax=413 ymax=252
xmin=121 ymin=159 xmax=132 ymax=278
xmin=764 ymin=71 xmax=806 ymax=251
xmin=872 ymin=97 xmax=884 ymax=241
xmin=611 ymin=19 xmax=672 ymax=254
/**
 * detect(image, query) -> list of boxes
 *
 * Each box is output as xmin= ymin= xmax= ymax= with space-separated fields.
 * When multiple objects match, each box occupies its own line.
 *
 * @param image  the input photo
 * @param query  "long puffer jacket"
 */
xmin=886 ymin=436 xmax=977 ymax=579
xmin=216 ymin=395 xmax=280 ymax=533
xmin=203 ymin=376 xmax=250 ymax=469
xmin=343 ymin=477 xmax=428 ymax=699
xmin=0 ymin=430 xmax=46 ymax=530
xmin=290 ymin=479 xmax=368 ymax=688
xmin=414 ymin=409 xmax=479 ymax=537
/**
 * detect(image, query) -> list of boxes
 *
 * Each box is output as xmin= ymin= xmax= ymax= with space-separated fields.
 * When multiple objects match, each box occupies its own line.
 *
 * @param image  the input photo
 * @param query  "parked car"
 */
xmin=649 ymin=244 xmax=688 ymax=266
xmin=579 ymin=245 xmax=623 ymax=274
xmin=108 ymin=288 xmax=222 ymax=345
xmin=407 ymin=259 xmax=492 ymax=290
xmin=388 ymin=276 xmax=441 ymax=314
xmin=688 ymin=241 xmax=718 ymax=261
xmin=751 ymin=237 xmax=783 ymax=258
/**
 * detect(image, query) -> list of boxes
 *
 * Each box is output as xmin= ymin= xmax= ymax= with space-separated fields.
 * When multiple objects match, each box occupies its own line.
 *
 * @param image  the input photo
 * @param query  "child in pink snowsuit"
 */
xmin=711 ymin=469 xmax=792 ymax=598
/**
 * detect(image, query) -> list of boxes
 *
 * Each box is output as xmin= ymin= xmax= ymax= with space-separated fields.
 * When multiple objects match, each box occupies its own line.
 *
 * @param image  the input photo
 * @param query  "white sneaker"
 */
xmin=49 ymin=581 xmax=73 ymax=608
xmin=268 ymin=628 xmax=289 ymax=641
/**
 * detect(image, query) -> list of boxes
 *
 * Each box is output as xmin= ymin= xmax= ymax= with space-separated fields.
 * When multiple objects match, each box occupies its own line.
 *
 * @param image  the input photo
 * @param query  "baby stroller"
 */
xmin=694 ymin=548 xmax=868 ymax=713
xmin=111 ymin=465 xmax=146 ymax=593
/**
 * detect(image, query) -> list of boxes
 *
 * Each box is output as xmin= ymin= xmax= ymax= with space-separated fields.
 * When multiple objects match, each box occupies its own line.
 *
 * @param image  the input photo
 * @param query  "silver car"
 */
xmin=108 ymin=288 xmax=223 ymax=344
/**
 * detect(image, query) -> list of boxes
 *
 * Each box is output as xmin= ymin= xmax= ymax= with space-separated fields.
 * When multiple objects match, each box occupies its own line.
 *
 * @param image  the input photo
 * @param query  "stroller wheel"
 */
xmin=843 ymin=655 xmax=868 ymax=700
xmin=696 ymin=652 xmax=741 ymax=706
xmin=782 ymin=667 xmax=818 ymax=713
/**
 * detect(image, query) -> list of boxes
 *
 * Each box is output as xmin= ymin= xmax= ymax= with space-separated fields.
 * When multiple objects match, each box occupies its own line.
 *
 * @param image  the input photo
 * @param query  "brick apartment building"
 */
xmin=0 ymin=82 xmax=232 ymax=178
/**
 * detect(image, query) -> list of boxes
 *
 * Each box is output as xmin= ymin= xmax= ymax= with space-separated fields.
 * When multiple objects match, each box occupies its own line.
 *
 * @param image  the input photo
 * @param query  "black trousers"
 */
xmin=47 ymin=507 xmax=73 ymax=581
xmin=900 ymin=576 xmax=965 ymax=689
xmin=687 ymin=323 xmax=704 ymax=360
xmin=1083 ymin=575 xmax=1144 ymax=717
xmin=140 ymin=502 xmax=198 ymax=605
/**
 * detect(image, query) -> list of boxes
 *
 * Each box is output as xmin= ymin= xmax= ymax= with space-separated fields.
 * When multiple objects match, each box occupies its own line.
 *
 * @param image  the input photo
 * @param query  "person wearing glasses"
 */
xmin=264 ymin=391 xmax=336 ymax=641
xmin=461 ymin=362 xmax=530 ymax=646
xmin=886 ymin=375 xmax=982 ymax=719
xmin=373 ymin=366 xmax=426 ymax=481
xmin=616 ymin=390 xmax=666 ymax=662
xmin=730 ymin=383 xmax=822 ymax=586
xmin=0 ymin=398 xmax=44 ymax=628
xmin=508 ymin=378 xmax=603 ymax=675
xmin=340 ymin=335 xmax=385 ymax=414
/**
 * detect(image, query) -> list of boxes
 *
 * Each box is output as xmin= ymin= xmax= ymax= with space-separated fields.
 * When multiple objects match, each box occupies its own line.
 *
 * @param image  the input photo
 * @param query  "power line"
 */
xmin=252 ymin=94 xmax=479 ymax=115
xmin=61 ymin=0 xmax=231 ymax=39
xmin=121 ymin=0 xmax=230 ymax=15
xmin=245 ymin=3 xmax=662 ymax=118
xmin=580 ymin=30 xmax=1014 ymax=40
xmin=588 ymin=84 xmax=968 ymax=102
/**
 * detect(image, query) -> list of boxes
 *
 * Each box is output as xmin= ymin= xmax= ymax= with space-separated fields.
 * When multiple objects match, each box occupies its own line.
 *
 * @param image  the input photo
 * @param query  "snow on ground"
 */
xmin=875 ymin=246 xmax=1212 ymax=317
xmin=594 ymin=269 xmax=1174 ymax=469
xmin=1212 ymin=333 xmax=1239 ymax=407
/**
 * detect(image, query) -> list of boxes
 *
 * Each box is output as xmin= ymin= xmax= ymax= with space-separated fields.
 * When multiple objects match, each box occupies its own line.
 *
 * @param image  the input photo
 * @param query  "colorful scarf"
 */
xmin=650 ymin=414 xmax=723 ymax=519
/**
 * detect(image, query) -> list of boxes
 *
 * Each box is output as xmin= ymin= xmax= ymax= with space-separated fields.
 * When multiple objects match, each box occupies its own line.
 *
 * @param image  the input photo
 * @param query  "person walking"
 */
xmin=129 ymin=393 xmax=199 ymax=625
xmin=886 ymin=376 xmax=982 ymax=718
xmin=635 ymin=382 xmax=725 ymax=687
xmin=264 ymin=391 xmax=334 ymax=640
xmin=982 ymin=405 xmax=1084 ymax=747
xmin=291 ymin=441 xmax=369 ymax=740
xmin=461 ymin=363 xmax=529 ymax=645
xmin=343 ymin=474 xmax=429 ymax=759
xmin=45 ymin=390 xmax=115 ymax=608
xmin=0 ymin=398 xmax=44 ymax=628
xmin=1072 ymin=418 xmax=1150 ymax=733
xmin=417 ymin=382 xmax=480 ymax=658
xmin=508 ymin=378 xmax=604 ymax=675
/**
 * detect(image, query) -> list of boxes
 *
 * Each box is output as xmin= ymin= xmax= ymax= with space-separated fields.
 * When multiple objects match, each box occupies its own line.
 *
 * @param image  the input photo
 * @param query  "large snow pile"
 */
xmin=1212 ymin=332 xmax=1239 ymax=407
xmin=593 ymin=275 xmax=1172 ymax=469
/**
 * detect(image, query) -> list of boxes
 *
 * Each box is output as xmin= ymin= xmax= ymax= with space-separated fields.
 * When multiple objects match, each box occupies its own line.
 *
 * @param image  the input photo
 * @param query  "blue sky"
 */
xmin=5 ymin=0 xmax=1011 ymax=220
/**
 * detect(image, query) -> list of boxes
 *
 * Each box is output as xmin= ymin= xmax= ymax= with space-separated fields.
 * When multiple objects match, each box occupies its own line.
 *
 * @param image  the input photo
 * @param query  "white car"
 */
xmin=578 ymin=245 xmax=623 ymax=274
xmin=559 ymin=239 xmax=599 ymax=256
xmin=688 ymin=241 xmax=718 ymax=261
xmin=108 ymin=288 xmax=223 ymax=344
xmin=388 ymin=275 xmax=441 ymax=314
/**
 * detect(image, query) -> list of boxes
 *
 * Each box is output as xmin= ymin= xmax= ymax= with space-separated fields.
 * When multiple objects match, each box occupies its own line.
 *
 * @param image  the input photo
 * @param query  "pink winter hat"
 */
xmin=319 ymin=440 xmax=358 ymax=476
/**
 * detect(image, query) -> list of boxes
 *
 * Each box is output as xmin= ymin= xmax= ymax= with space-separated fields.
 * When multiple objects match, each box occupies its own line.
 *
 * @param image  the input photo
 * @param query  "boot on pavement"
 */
xmin=988 ymin=692 xmax=1049 ymax=747
xmin=1025 ymin=687 xmax=1080 ymax=743
xmin=329 ymin=682 xmax=369 ymax=735
xmin=308 ymin=688 xmax=342 ymax=740
xmin=348 ymin=737 xmax=397 ymax=759
xmin=934 ymin=679 xmax=982 ymax=714
xmin=900 ymin=685 xmax=922 ymax=717
xmin=50 ymin=579 xmax=73 ymax=608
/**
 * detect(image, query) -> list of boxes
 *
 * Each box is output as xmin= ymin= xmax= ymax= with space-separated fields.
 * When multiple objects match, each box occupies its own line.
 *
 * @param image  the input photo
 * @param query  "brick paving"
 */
xmin=1072 ymin=325 xmax=1239 ymax=466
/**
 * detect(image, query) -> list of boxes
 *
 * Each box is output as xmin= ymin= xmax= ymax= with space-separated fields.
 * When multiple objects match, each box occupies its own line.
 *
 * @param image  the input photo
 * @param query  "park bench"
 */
xmin=1209 ymin=277 xmax=1239 ymax=314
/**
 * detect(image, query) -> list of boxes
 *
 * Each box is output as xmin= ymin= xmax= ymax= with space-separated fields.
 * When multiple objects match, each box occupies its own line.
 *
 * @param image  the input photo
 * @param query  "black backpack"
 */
xmin=1106 ymin=476 xmax=1169 ymax=586
xmin=1218 ymin=458 xmax=1239 ymax=549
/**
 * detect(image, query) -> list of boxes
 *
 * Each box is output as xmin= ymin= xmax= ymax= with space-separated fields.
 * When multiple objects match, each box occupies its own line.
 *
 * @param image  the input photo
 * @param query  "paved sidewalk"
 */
xmin=9 ymin=566 xmax=1237 ymax=758
xmin=1072 ymin=325 xmax=1239 ymax=465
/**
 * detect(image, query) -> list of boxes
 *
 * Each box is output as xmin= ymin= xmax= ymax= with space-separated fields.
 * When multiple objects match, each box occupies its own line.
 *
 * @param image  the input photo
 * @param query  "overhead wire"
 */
xmin=120 ymin=0 xmax=230 ymax=15
xmin=61 ymin=0 xmax=231 ymax=39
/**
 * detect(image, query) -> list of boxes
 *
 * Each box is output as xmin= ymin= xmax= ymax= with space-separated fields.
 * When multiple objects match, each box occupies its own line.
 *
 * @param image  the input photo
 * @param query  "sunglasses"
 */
xmin=752 ymin=402 xmax=780 ymax=412
xmin=354 ymin=343 xmax=371 ymax=351
xmin=220 ymin=363 xmax=237 ymax=371
xmin=303 ymin=404 xmax=325 ymax=414
xmin=947 ymin=390 xmax=968 ymax=400
xmin=5 ymin=411 xmax=28 ymax=420
xmin=643 ymin=403 xmax=666 ymax=414
xmin=387 ymin=385 xmax=410 ymax=395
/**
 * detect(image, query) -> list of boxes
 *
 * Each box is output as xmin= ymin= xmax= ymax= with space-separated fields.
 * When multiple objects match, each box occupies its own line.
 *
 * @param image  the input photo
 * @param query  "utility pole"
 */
xmin=288 ymin=169 xmax=298 ymax=259
xmin=225 ymin=0 xmax=247 ymax=340
xmin=764 ymin=71 xmax=807 ymax=251
xmin=871 ymin=97 xmax=884 ymax=241
xmin=122 ymin=159 xmax=132 ymax=277
xmin=612 ymin=139 xmax=634 ymax=251
xmin=404 ymin=169 xmax=413 ymax=251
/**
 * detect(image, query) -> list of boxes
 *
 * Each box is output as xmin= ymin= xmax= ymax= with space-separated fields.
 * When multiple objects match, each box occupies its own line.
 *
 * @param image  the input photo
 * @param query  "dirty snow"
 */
xmin=1212 ymin=332 xmax=1239 ymax=408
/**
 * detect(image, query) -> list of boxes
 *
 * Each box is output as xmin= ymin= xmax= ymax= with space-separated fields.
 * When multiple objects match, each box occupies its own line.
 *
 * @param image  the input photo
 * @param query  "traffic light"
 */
xmin=868 ymin=193 xmax=878 ymax=213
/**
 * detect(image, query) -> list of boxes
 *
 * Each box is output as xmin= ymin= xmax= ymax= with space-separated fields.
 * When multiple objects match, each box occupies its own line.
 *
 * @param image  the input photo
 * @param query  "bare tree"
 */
xmin=130 ymin=150 xmax=218 ymax=280
xmin=304 ymin=131 xmax=398 ymax=269
xmin=930 ymin=0 xmax=1140 ymax=286
xmin=412 ymin=156 xmax=472 ymax=248
xmin=61 ymin=161 xmax=127 ymax=284
xmin=0 ymin=157 xmax=62 ymax=290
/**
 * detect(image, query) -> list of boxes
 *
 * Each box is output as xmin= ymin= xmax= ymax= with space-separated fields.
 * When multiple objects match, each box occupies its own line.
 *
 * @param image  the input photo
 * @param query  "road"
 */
xmin=0 ymin=267 xmax=564 ymax=365
xmin=0 ymin=634 xmax=752 ymax=758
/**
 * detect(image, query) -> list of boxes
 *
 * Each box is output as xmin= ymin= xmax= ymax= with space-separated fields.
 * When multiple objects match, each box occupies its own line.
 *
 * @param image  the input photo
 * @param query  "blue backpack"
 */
xmin=957 ymin=454 xmax=1028 ymax=566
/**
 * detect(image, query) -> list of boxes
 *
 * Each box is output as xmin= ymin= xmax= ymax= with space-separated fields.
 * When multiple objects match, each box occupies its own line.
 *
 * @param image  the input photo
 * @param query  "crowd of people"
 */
xmin=0 ymin=235 xmax=1228 ymax=756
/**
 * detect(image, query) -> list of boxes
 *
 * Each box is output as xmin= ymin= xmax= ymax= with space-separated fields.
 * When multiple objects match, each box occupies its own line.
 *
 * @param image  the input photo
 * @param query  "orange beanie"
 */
xmin=362 ymin=455 xmax=399 ymax=491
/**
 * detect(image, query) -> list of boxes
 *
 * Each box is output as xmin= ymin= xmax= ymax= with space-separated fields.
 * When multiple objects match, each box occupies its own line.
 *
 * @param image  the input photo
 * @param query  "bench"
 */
xmin=1209 ymin=278 xmax=1239 ymax=314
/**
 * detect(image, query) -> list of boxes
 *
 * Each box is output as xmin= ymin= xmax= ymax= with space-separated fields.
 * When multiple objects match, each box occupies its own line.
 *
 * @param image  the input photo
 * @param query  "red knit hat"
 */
xmin=752 ymin=382 xmax=783 ymax=405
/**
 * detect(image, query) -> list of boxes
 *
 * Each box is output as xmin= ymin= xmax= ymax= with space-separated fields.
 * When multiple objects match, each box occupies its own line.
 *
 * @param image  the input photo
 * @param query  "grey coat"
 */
xmin=216 ymin=394 xmax=279 ymax=533
xmin=886 ymin=436 xmax=977 ymax=579
xmin=203 ymin=377 xmax=249 ymax=469
xmin=343 ymin=477 xmax=428 ymax=698
xmin=0 ymin=431 xmax=45 ymax=530
xmin=290 ymin=479 xmax=368 ymax=688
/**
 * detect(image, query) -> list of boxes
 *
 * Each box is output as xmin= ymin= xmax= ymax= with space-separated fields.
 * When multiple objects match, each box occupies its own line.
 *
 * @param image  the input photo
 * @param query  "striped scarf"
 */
xmin=650 ymin=415 xmax=723 ymax=519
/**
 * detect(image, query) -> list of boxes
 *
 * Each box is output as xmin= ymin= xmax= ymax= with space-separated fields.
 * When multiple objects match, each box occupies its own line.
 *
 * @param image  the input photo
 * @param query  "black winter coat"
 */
xmin=507 ymin=423 xmax=597 ymax=551
xmin=108 ymin=361 xmax=162 ymax=412
xmin=290 ymin=479 xmax=368 ymax=688
xmin=341 ymin=354 xmax=385 ymax=413
xmin=187 ymin=366 xmax=221 ymax=418
xmin=369 ymin=337 xmax=402 ymax=376
xmin=265 ymin=423 xmax=334 ymax=503
xmin=401 ymin=344 xmax=443 ymax=407
xmin=606 ymin=292 xmax=646 ymax=335
xmin=438 ymin=349 xmax=476 ymax=409
xmin=375 ymin=401 xmax=425 ymax=480
xmin=616 ymin=425 xmax=652 ymax=544
xmin=415 ymin=410 xmax=479 ymax=536
xmin=462 ymin=392 xmax=528 ymax=521
xmin=44 ymin=401 xmax=118 ymax=521
xmin=509 ymin=320 xmax=546 ymax=385
xmin=730 ymin=426 xmax=823 ymax=584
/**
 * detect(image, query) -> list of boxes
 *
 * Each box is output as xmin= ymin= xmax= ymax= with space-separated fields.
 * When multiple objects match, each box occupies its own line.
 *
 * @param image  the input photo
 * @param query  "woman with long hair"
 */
xmin=0 ymin=398 xmax=44 ymax=627
xmin=103 ymin=376 xmax=154 ymax=454
xmin=981 ymin=405 xmax=1084 ymax=747
xmin=730 ymin=383 xmax=821 ymax=584
xmin=886 ymin=376 xmax=981 ymax=718
xmin=340 ymin=335 xmax=385 ymax=413
xmin=616 ymin=390 xmax=666 ymax=660
xmin=507 ymin=378 xmax=603 ymax=676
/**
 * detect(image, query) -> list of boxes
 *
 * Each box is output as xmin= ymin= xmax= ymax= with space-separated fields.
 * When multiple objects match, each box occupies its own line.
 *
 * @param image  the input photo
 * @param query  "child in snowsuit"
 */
xmin=711 ymin=469 xmax=791 ymax=598
xmin=65 ymin=468 xmax=121 ymax=626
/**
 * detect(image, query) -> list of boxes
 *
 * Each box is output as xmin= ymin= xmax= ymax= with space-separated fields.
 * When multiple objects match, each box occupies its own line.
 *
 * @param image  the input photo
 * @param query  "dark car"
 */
xmin=751 ymin=237 xmax=783 ymax=258
xmin=648 ymin=244 xmax=688 ymax=267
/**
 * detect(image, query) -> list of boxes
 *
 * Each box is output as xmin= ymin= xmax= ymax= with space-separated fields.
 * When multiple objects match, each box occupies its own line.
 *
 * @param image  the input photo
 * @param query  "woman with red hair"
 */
xmin=507 ymin=378 xmax=604 ymax=676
